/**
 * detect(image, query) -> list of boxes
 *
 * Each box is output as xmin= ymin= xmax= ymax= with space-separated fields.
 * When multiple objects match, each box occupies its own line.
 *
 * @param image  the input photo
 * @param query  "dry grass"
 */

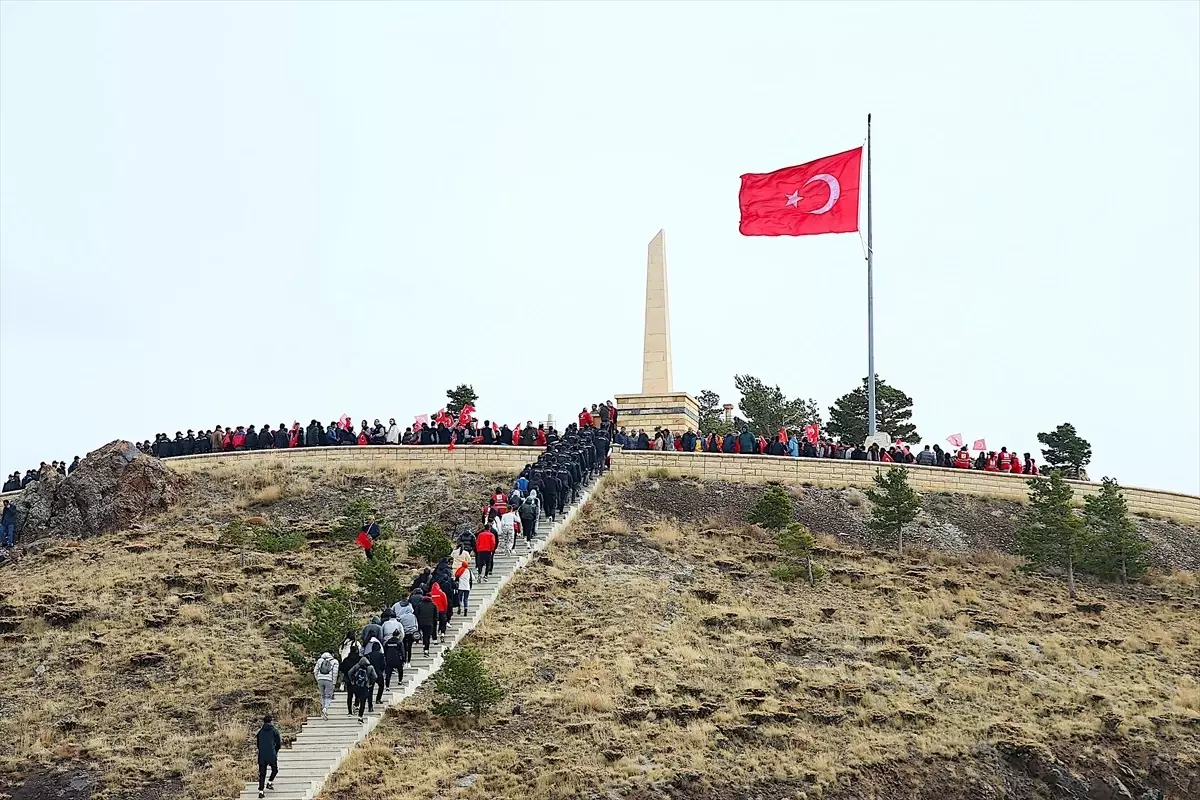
xmin=319 ymin=480 xmax=1200 ymax=800
xmin=0 ymin=462 xmax=503 ymax=799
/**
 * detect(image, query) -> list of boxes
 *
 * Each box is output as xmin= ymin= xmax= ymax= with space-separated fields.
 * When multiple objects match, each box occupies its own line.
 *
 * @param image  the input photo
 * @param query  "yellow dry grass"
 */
xmin=317 ymin=482 xmax=1200 ymax=800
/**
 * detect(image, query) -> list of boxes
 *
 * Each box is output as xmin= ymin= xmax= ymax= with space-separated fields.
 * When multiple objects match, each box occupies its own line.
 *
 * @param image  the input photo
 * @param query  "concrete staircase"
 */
xmin=236 ymin=480 xmax=598 ymax=800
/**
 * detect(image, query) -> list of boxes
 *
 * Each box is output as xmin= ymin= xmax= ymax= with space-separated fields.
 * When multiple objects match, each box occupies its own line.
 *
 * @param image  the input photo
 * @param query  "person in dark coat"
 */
xmin=255 ymin=714 xmax=281 ymax=798
xmin=336 ymin=645 xmax=361 ymax=715
xmin=415 ymin=595 xmax=439 ymax=656
xmin=366 ymin=639 xmax=387 ymax=705
xmin=383 ymin=629 xmax=405 ymax=688
xmin=274 ymin=425 xmax=289 ymax=448
xmin=245 ymin=425 xmax=259 ymax=450
xmin=360 ymin=617 xmax=383 ymax=650
xmin=737 ymin=428 xmax=756 ymax=455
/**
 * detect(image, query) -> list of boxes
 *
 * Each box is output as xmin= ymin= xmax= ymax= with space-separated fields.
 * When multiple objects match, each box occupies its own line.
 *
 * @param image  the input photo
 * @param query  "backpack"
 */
xmin=317 ymin=657 xmax=334 ymax=677
xmin=350 ymin=666 xmax=370 ymax=688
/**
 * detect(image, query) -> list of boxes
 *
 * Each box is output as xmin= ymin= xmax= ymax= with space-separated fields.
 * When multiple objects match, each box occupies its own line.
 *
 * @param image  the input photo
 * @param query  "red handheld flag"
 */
xmin=739 ymin=147 xmax=862 ymax=237
xmin=947 ymin=433 xmax=964 ymax=449
xmin=804 ymin=424 xmax=820 ymax=445
xmin=972 ymin=438 xmax=987 ymax=451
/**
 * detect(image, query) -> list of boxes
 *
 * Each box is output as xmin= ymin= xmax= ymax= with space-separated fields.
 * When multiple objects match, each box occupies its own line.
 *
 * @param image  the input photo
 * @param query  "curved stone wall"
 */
xmin=5 ymin=444 xmax=1197 ymax=524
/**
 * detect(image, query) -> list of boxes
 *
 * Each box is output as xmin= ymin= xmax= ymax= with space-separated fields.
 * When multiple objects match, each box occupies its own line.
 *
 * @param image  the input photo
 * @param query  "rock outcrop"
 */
xmin=16 ymin=441 xmax=179 ymax=538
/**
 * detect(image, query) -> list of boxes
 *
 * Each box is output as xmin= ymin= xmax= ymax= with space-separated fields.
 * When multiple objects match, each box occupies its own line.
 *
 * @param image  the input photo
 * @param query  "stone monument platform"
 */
xmin=615 ymin=230 xmax=699 ymax=435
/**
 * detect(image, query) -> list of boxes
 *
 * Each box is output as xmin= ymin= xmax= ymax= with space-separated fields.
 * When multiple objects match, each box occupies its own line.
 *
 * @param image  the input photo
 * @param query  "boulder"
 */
xmin=15 ymin=441 xmax=180 ymax=539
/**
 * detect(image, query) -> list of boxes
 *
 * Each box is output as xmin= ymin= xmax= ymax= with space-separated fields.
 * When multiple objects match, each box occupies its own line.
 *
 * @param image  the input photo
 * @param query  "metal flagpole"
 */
xmin=866 ymin=113 xmax=877 ymax=438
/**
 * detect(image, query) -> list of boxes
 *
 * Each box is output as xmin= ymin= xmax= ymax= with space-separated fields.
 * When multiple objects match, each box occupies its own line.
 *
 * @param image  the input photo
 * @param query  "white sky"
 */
xmin=1 ymin=2 xmax=1197 ymax=494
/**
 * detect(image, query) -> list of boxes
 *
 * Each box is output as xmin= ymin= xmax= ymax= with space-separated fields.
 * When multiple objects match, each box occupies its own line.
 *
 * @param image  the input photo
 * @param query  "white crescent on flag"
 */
xmin=803 ymin=173 xmax=840 ymax=214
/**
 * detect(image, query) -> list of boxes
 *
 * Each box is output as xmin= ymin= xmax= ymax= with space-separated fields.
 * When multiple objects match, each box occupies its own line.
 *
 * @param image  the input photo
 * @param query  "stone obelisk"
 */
xmin=615 ymin=230 xmax=699 ymax=435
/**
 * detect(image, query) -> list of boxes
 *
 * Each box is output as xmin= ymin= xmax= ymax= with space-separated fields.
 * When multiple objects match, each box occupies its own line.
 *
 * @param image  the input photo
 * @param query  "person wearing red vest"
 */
xmin=490 ymin=489 xmax=508 ymax=515
xmin=579 ymin=408 xmax=593 ymax=428
xmin=535 ymin=426 xmax=547 ymax=447
xmin=474 ymin=526 xmax=496 ymax=579
xmin=1009 ymin=455 xmax=1023 ymax=474
xmin=997 ymin=448 xmax=1012 ymax=471
xmin=222 ymin=430 xmax=234 ymax=451
xmin=953 ymin=449 xmax=972 ymax=469
xmin=985 ymin=453 xmax=999 ymax=472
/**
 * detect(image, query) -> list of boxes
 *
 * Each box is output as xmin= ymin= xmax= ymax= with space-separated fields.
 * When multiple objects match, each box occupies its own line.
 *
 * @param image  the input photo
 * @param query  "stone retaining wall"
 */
xmin=6 ymin=445 xmax=1197 ymax=524
xmin=607 ymin=449 xmax=1200 ymax=524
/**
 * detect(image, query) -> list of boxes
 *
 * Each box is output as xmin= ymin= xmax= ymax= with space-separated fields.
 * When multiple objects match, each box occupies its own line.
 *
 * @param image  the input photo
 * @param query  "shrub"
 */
xmin=218 ymin=520 xmax=251 ymax=548
xmin=748 ymin=484 xmax=793 ymax=531
xmin=353 ymin=543 xmax=405 ymax=609
xmin=331 ymin=497 xmax=378 ymax=539
xmin=283 ymin=587 xmax=357 ymax=672
xmin=254 ymin=526 xmax=306 ymax=553
xmin=409 ymin=522 xmax=453 ymax=565
xmin=770 ymin=564 xmax=806 ymax=582
xmin=432 ymin=646 xmax=505 ymax=723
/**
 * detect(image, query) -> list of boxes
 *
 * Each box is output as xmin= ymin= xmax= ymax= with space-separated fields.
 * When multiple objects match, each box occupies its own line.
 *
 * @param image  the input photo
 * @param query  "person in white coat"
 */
xmin=456 ymin=562 xmax=474 ymax=614
xmin=313 ymin=652 xmax=339 ymax=719
xmin=386 ymin=418 xmax=401 ymax=445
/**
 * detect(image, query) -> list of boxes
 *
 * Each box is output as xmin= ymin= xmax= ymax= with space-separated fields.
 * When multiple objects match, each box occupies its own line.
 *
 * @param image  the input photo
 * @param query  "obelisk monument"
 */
xmin=615 ymin=231 xmax=700 ymax=435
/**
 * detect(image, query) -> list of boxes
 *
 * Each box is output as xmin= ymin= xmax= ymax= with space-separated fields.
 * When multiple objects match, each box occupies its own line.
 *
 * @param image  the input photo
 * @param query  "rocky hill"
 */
xmin=1 ymin=462 xmax=1197 ymax=800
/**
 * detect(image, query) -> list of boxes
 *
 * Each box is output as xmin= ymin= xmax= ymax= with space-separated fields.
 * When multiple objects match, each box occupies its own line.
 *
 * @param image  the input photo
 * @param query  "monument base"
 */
xmin=614 ymin=392 xmax=700 ymax=435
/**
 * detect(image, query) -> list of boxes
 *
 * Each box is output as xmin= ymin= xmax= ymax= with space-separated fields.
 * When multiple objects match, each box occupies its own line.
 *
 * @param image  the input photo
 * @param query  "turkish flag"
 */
xmin=739 ymin=147 xmax=862 ymax=236
xmin=947 ymin=433 xmax=964 ymax=449
xmin=804 ymin=424 xmax=820 ymax=445
xmin=972 ymin=438 xmax=987 ymax=451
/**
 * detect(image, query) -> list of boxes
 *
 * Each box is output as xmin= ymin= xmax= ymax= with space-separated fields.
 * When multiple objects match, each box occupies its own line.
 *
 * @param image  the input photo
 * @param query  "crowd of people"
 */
xmin=3 ymin=457 xmax=79 ymax=492
xmin=610 ymin=425 xmax=1040 ymax=475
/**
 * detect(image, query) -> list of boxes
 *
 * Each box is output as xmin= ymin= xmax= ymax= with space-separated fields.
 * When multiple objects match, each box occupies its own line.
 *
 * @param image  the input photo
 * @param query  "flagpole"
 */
xmin=866 ymin=113 xmax=877 ymax=438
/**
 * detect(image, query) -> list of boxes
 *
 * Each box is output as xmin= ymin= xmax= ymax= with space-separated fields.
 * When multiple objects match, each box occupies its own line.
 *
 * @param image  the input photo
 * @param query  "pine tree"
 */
xmin=826 ymin=377 xmax=920 ymax=445
xmin=778 ymin=522 xmax=817 ymax=586
xmin=283 ymin=587 xmax=357 ymax=672
xmin=733 ymin=374 xmax=821 ymax=437
xmin=445 ymin=384 xmax=479 ymax=417
xmin=352 ymin=543 xmax=405 ymax=609
xmin=432 ymin=646 xmax=505 ymax=723
xmin=1082 ymin=477 xmax=1149 ymax=584
xmin=747 ymin=484 xmax=793 ymax=531
xmin=1017 ymin=471 xmax=1087 ymax=599
xmin=865 ymin=467 xmax=921 ymax=556
xmin=1037 ymin=422 xmax=1092 ymax=479
xmin=408 ymin=522 xmax=453 ymax=565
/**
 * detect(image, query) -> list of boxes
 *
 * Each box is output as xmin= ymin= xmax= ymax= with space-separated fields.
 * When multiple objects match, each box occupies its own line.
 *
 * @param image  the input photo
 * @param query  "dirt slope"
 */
xmin=319 ymin=475 xmax=1200 ymax=800
xmin=0 ymin=459 xmax=508 ymax=800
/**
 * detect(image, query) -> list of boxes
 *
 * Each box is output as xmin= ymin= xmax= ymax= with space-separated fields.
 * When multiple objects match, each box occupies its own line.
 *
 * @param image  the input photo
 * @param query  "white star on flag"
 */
xmin=785 ymin=190 xmax=801 ymax=207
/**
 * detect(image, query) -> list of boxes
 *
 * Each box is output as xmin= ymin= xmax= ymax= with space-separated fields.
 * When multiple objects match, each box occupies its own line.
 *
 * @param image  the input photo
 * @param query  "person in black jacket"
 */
xmin=436 ymin=424 xmax=451 ymax=445
xmin=415 ymin=595 xmax=438 ymax=656
xmin=255 ymin=715 xmax=281 ymax=798
xmin=336 ymin=645 xmax=361 ymax=715
xmin=366 ymin=640 xmax=387 ymax=706
xmin=274 ymin=425 xmax=288 ymax=449
xmin=259 ymin=425 xmax=273 ymax=449
xmin=419 ymin=425 xmax=436 ymax=445
xmin=245 ymin=426 xmax=259 ymax=450
xmin=383 ymin=629 xmax=405 ymax=688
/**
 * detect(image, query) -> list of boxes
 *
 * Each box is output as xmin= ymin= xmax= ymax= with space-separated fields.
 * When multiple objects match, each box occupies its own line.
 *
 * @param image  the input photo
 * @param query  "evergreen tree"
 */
xmin=778 ymin=522 xmax=817 ymax=586
xmin=408 ymin=522 xmax=454 ymax=565
xmin=1017 ymin=471 xmax=1087 ymax=599
xmin=445 ymin=384 xmax=479 ymax=417
xmin=432 ymin=646 xmax=505 ymax=723
xmin=283 ymin=587 xmax=357 ymax=672
xmin=826 ymin=376 xmax=920 ymax=445
xmin=1082 ymin=477 xmax=1149 ymax=584
xmin=865 ymin=467 xmax=921 ymax=555
xmin=697 ymin=390 xmax=731 ymax=434
xmin=747 ymin=484 xmax=793 ymax=531
xmin=733 ymin=374 xmax=820 ymax=436
xmin=1037 ymin=423 xmax=1092 ymax=478
xmin=352 ymin=542 xmax=405 ymax=609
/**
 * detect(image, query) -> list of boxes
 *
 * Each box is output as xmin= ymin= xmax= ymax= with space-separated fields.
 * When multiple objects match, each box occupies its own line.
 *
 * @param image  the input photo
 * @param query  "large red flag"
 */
xmin=739 ymin=147 xmax=862 ymax=236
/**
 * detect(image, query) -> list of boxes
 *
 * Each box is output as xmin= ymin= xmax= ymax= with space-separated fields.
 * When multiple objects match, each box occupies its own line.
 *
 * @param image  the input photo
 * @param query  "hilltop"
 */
xmin=1 ymin=460 xmax=1197 ymax=799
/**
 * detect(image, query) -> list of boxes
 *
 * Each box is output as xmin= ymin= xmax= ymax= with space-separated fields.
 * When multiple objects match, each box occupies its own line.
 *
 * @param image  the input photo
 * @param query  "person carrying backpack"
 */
xmin=313 ymin=652 xmax=339 ymax=720
xmin=517 ymin=490 xmax=539 ymax=549
xmin=255 ymin=715 xmax=281 ymax=798
xmin=366 ymin=639 xmax=387 ymax=706
xmin=349 ymin=655 xmax=376 ymax=723
xmin=383 ymin=630 xmax=405 ymax=689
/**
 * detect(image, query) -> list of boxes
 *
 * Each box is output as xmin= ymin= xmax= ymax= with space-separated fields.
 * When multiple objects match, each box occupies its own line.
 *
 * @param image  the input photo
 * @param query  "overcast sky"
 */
xmin=2 ymin=2 xmax=1197 ymax=494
